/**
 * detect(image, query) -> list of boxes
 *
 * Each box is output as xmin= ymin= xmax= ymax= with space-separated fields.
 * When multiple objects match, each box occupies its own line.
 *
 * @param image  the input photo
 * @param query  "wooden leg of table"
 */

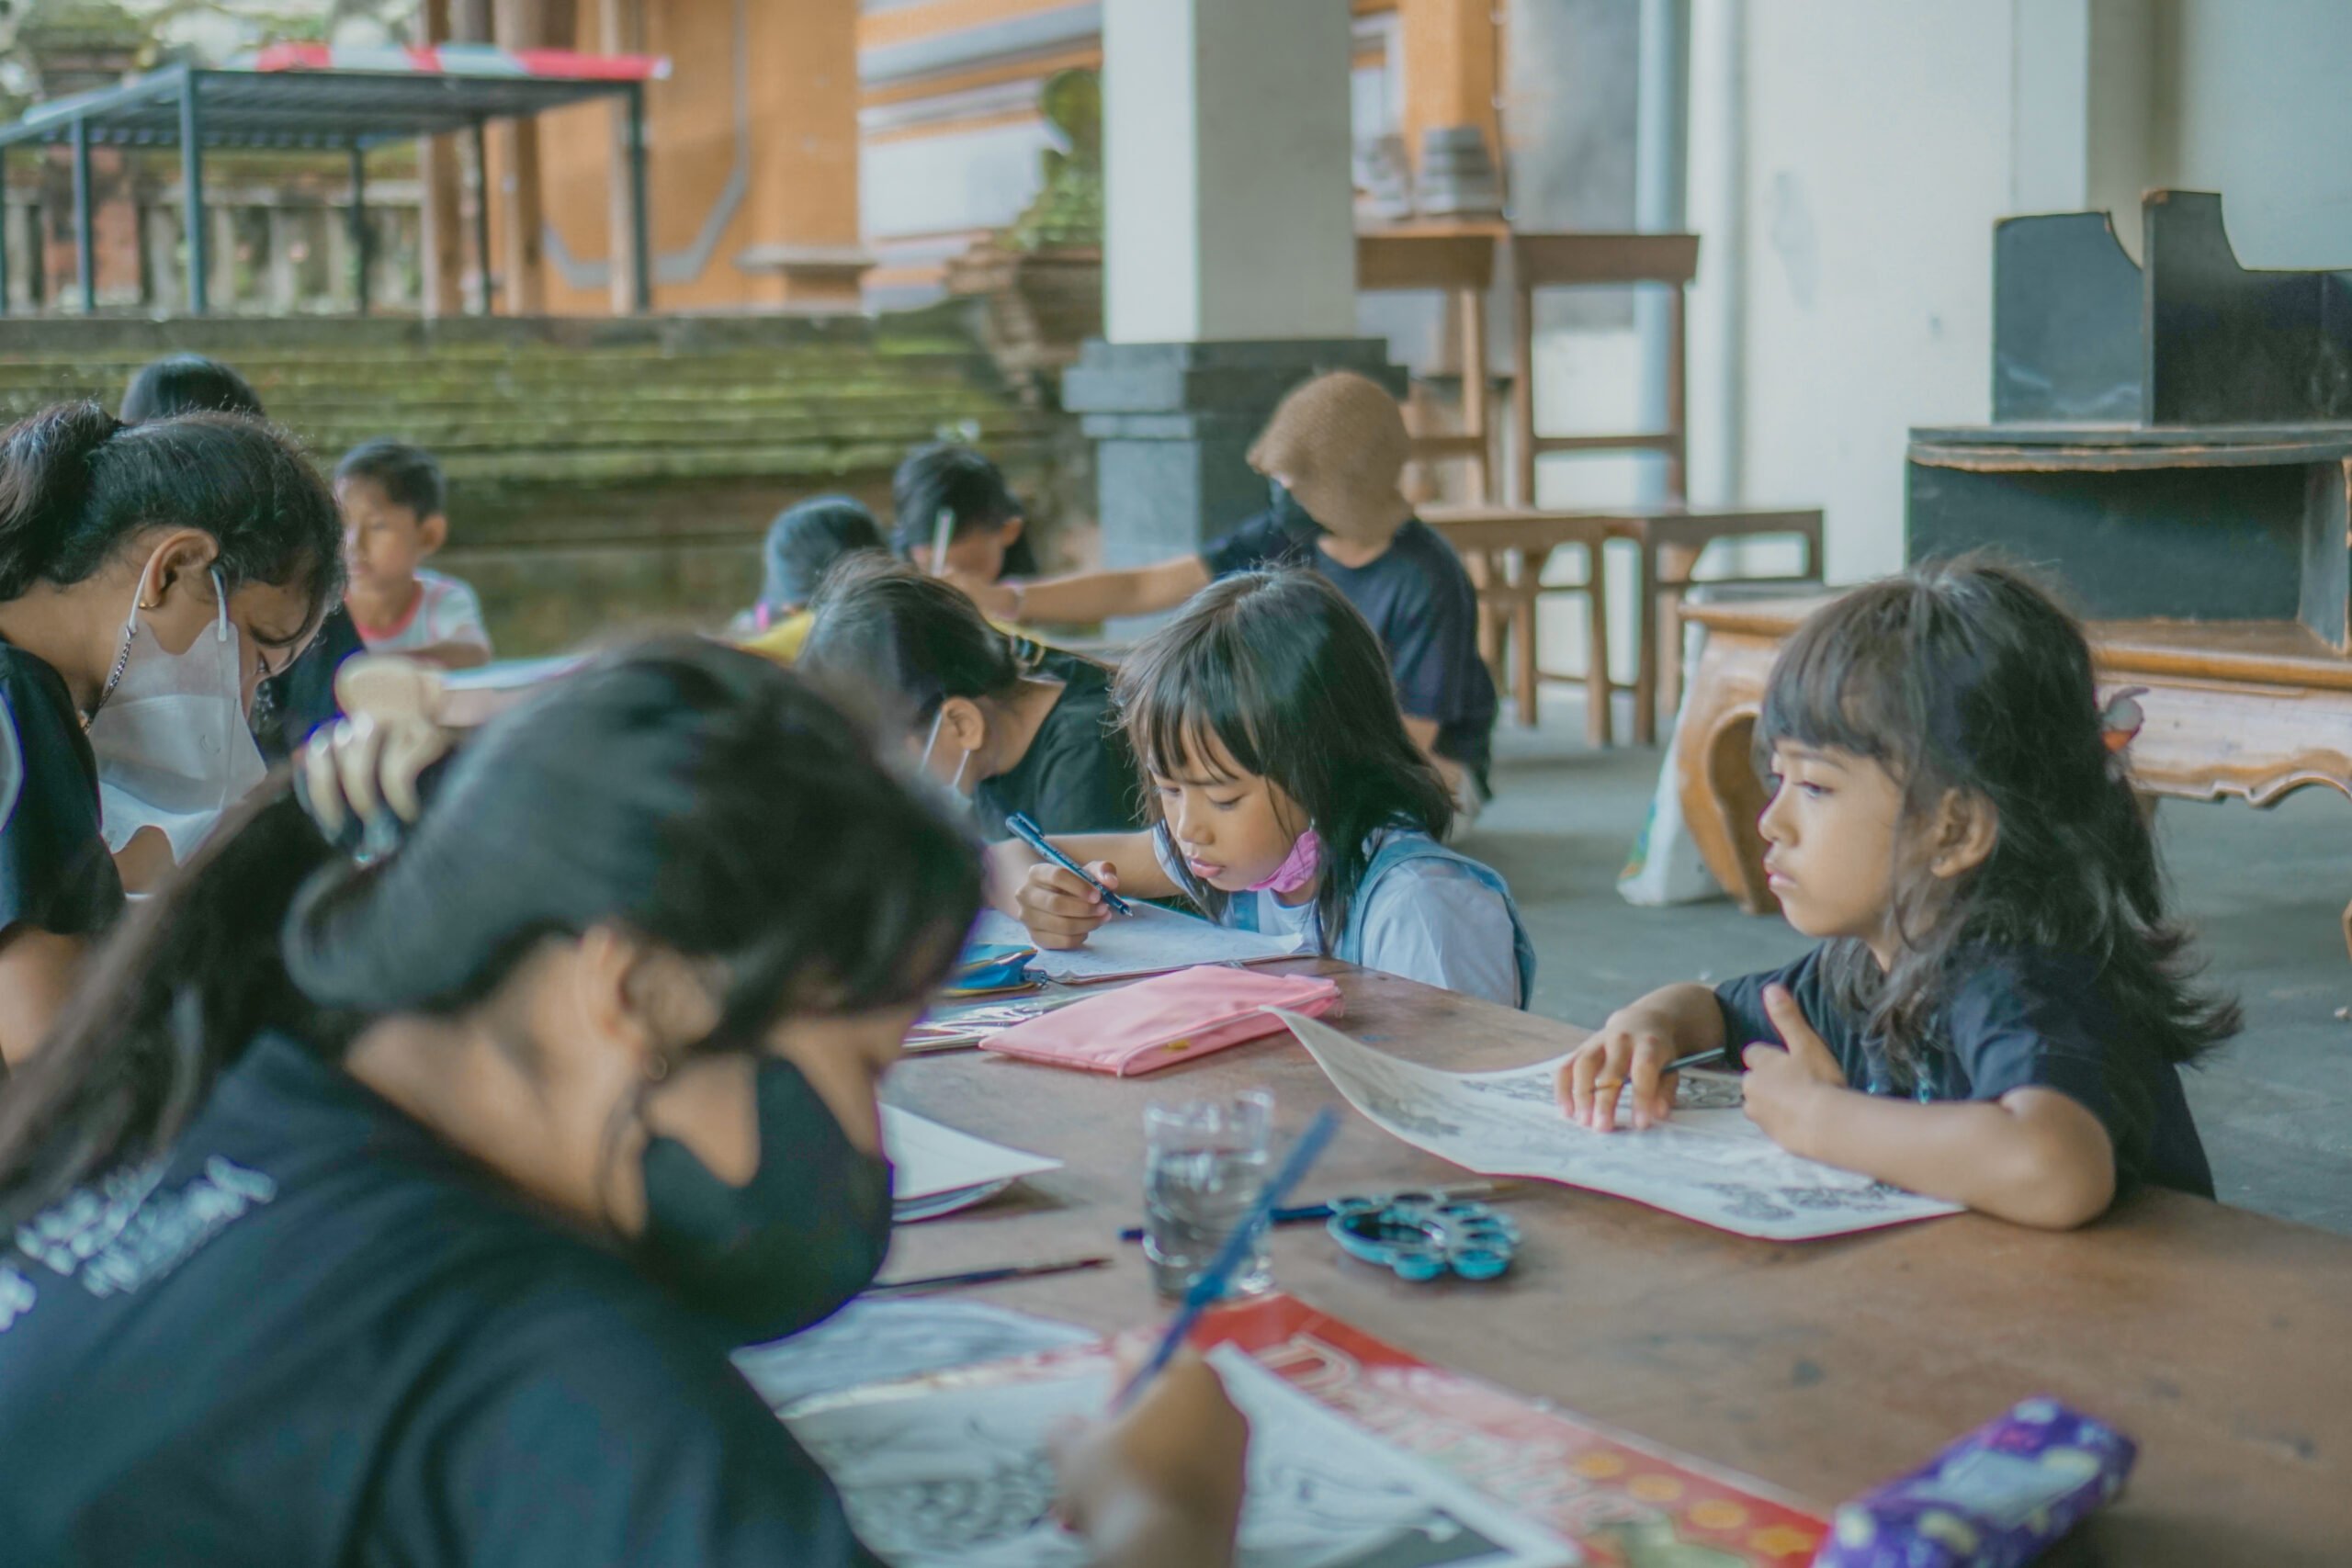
xmin=1469 ymin=550 xmax=1507 ymax=703
xmin=1672 ymin=633 xmax=1777 ymax=913
xmin=1633 ymin=540 xmax=1660 ymax=746
xmin=1513 ymin=559 xmax=1541 ymax=729
xmin=1584 ymin=542 xmax=1612 ymax=748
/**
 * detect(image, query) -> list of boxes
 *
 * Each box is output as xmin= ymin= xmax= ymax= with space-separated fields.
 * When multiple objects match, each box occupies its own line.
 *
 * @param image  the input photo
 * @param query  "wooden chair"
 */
xmin=1510 ymin=232 xmax=1824 ymax=743
xmin=1362 ymin=228 xmax=1570 ymax=714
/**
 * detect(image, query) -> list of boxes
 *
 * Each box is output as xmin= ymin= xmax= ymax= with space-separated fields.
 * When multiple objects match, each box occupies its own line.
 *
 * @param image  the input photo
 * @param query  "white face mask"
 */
xmin=919 ymin=705 xmax=975 ymax=817
xmin=90 ymin=563 xmax=270 ymax=865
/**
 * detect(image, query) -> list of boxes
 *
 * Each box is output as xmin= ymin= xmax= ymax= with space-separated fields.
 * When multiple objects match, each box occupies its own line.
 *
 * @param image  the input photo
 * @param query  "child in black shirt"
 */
xmin=1558 ymin=559 xmax=2237 ymax=1227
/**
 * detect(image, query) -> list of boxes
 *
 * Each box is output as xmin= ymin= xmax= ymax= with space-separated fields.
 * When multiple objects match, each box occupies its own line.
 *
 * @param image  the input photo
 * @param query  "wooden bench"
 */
xmin=1672 ymin=598 xmax=2352 ymax=937
xmin=883 ymin=961 xmax=2352 ymax=1562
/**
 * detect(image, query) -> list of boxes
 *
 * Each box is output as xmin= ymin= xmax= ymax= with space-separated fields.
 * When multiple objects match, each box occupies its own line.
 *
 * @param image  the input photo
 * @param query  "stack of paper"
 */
xmin=967 ymin=901 xmax=1299 ymax=984
xmin=883 ymin=1105 xmax=1061 ymax=1222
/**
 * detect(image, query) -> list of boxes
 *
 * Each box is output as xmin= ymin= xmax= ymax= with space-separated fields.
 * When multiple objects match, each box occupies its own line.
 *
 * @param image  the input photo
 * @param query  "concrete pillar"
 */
xmin=493 ymin=0 xmax=550 ymax=313
xmin=599 ymin=0 xmax=645 ymax=313
xmin=2009 ymin=0 xmax=2154 ymax=255
xmin=1069 ymin=0 xmax=1397 ymax=589
xmin=265 ymin=205 xmax=300 ymax=312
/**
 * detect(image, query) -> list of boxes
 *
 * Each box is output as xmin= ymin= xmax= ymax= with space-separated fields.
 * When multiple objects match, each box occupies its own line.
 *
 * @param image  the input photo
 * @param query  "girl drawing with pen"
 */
xmin=1557 ymin=560 xmax=2239 ymax=1229
xmin=0 ymin=643 xmax=1246 ymax=1568
xmin=1002 ymin=570 xmax=1534 ymax=1009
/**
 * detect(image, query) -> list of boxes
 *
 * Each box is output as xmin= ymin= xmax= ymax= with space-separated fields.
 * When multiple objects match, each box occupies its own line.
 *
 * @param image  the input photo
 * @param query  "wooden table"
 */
xmin=1423 ymin=504 xmax=1823 ymax=746
xmin=884 ymin=964 xmax=2352 ymax=1564
xmin=1672 ymin=598 xmax=2352 ymax=931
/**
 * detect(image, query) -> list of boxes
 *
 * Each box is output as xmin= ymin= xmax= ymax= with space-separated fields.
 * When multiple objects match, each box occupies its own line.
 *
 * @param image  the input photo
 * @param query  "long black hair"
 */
xmin=0 ymin=400 xmax=341 ymax=625
xmin=1116 ymin=570 xmax=1453 ymax=953
xmin=0 ymin=641 xmax=983 ymax=1226
xmin=800 ymin=554 xmax=1048 ymax=728
xmin=890 ymin=443 xmax=1040 ymax=578
xmin=1756 ymin=556 xmax=2239 ymax=1079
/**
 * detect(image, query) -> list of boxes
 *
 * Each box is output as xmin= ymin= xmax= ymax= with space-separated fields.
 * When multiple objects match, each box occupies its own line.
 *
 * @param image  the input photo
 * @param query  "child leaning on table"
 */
xmin=1557 ymin=558 xmax=2239 ymax=1229
xmin=1003 ymin=569 xmax=1535 ymax=1009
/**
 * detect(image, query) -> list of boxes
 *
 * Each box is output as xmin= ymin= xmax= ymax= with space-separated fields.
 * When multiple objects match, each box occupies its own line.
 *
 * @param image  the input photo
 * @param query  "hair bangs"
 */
xmin=1123 ymin=620 xmax=1272 ymax=789
xmin=1754 ymin=582 xmax=1923 ymax=784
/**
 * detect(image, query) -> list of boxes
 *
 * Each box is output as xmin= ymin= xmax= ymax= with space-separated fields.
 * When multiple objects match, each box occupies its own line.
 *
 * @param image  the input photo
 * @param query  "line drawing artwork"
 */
xmin=734 ymin=1298 xmax=1097 ymax=1416
xmin=783 ymin=1346 xmax=1577 ymax=1568
xmin=1274 ymin=1011 xmax=1963 ymax=1242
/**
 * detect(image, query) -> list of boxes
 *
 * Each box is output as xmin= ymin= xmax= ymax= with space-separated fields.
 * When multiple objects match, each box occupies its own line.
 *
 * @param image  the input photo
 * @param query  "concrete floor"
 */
xmin=1465 ymin=694 xmax=2352 ymax=1237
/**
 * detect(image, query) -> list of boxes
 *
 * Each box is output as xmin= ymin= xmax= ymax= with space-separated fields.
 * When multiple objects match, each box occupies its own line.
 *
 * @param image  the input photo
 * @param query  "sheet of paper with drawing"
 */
xmin=968 ymin=901 xmax=1299 ymax=983
xmin=882 ymin=1106 xmax=1061 ymax=1222
xmin=1276 ymin=1010 xmax=1963 ymax=1242
xmin=785 ymin=1343 xmax=1577 ymax=1568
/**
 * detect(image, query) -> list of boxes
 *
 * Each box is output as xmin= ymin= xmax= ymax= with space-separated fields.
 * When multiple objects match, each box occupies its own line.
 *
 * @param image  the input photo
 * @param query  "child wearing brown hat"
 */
xmin=951 ymin=371 xmax=1498 ymax=813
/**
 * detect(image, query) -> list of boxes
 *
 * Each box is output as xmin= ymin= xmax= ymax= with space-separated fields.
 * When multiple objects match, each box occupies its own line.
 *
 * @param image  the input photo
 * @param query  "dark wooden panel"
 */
xmin=2304 ymin=460 xmax=2352 ymax=653
xmin=2144 ymin=189 xmax=2352 ymax=425
xmin=1991 ymin=211 xmax=2143 ymax=423
xmin=1905 ymin=459 xmax=2307 ymax=623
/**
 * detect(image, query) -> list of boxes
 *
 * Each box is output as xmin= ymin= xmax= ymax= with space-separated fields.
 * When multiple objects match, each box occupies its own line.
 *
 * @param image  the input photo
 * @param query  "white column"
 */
xmin=1102 ymin=0 xmax=1356 ymax=344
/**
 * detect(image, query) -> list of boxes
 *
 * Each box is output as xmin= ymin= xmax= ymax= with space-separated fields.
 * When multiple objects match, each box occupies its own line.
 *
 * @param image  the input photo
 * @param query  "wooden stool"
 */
xmin=1510 ymin=232 xmax=1825 ymax=741
xmin=1421 ymin=505 xmax=1611 ymax=745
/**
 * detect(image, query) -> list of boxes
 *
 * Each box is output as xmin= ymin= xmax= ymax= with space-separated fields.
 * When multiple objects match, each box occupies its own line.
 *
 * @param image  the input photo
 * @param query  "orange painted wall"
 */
xmin=532 ymin=0 xmax=860 ymax=313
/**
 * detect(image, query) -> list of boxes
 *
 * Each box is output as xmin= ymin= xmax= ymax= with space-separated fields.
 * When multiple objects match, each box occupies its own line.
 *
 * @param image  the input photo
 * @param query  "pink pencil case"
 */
xmin=979 ymin=965 xmax=1344 ymax=1077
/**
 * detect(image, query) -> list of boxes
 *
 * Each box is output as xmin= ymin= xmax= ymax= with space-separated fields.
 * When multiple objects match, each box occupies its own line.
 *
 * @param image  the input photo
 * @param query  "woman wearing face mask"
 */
xmin=0 ymin=400 xmax=339 ymax=1066
xmin=0 ymin=642 xmax=1246 ymax=1567
xmin=801 ymin=556 xmax=1148 ymax=841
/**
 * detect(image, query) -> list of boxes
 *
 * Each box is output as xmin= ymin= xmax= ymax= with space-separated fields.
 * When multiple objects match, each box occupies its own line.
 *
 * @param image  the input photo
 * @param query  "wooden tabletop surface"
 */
xmin=883 ymin=963 xmax=2352 ymax=1566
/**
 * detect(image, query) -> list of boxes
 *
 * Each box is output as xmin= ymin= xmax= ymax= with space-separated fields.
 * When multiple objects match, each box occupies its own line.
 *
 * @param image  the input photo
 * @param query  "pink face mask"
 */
xmin=1246 ymin=830 xmax=1322 ymax=894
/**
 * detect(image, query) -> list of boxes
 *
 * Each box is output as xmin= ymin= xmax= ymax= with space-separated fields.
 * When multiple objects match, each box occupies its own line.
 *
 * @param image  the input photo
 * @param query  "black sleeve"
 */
xmin=0 ymin=671 xmax=122 ymax=940
xmin=1201 ymin=512 xmax=1297 ymax=578
xmin=373 ymin=1287 xmax=878 ymax=1568
xmin=1024 ymin=708 xmax=1143 ymax=836
xmin=1940 ymin=954 xmax=2148 ymax=1183
xmin=254 ymin=604 xmax=365 ymax=761
xmin=1712 ymin=947 xmax=1868 ymax=1082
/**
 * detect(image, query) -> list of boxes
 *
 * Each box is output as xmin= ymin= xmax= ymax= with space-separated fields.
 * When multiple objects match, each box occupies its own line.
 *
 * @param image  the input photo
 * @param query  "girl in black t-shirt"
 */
xmin=801 ymin=555 xmax=1146 ymax=840
xmin=1557 ymin=559 xmax=2239 ymax=1229
xmin=890 ymin=441 xmax=1040 ymax=581
xmin=0 ymin=642 xmax=1243 ymax=1567
xmin=0 ymin=400 xmax=341 ymax=1065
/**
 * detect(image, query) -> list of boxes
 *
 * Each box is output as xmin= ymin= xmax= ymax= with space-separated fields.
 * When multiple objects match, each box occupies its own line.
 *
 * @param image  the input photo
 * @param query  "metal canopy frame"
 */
xmin=0 ymin=63 xmax=652 ymax=318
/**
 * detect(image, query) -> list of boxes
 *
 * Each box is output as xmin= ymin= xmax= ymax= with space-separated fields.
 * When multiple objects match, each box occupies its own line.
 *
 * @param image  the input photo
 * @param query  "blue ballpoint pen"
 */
xmin=1006 ymin=810 xmax=1135 ymax=917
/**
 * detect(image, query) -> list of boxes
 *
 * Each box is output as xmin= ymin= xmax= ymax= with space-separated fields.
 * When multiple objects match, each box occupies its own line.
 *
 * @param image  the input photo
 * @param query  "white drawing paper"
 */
xmin=1275 ymin=1010 xmax=1964 ymax=1242
xmin=882 ymin=1105 xmax=1061 ymax=1221
xmin=785 ymin=1343 xmax=1577 ymax=1568
xmin=734 ymin=1297 xmax=1097 ymax=1414
xmin=969 ymin=902 xmax=1299 ymax=983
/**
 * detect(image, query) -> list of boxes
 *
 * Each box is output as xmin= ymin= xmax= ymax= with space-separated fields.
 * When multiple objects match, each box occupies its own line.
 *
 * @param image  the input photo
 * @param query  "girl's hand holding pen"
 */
xmin=1019 ymin=860 xmax=1121 ymax=949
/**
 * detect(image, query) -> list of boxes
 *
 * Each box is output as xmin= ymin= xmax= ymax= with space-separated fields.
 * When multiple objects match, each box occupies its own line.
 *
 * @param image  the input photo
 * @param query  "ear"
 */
xmin=571 ymin=925 xmax=658 ymax=1064
xmin=618 ymin=943 xmax=727 ymax=1058
xmin=999 ymin=514 xmax=1025 ymax=546
xmin=1928 ymin=788 xmax=1999 ymax=880
xmin=936 ymin=694 xmax=989 ymax=756
xmin=138 ymin=527 xmax=222 ymax=605
xmin=417 ymin=513 xmax=448 ymax=557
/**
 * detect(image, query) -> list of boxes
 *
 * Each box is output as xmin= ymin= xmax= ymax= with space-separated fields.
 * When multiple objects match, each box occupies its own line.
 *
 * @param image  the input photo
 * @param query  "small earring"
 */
xmin=644 ymin=1054 xmax=673 ymax=1084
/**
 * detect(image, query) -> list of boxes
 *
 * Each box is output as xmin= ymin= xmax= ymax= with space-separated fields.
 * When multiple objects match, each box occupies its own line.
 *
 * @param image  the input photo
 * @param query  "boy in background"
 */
xmin=336 ymin=440 xmax=492 ymax=670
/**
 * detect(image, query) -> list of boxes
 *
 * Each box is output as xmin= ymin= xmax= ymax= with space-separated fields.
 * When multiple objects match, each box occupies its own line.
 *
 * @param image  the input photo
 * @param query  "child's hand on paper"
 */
xmin=1739 ymin=984 xmax=1849 ymax=1156
xmin=1048 ymin=1349 xmax=1247 ymax=1568
xmin=1557 ymin=1010 xmax=1683 ymax=1133
xmin=1018 ymin=860 xmax=1121 ymax=950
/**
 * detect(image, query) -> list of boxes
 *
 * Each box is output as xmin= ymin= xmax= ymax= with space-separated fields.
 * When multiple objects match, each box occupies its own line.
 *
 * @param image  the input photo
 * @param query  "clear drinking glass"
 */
xmin=1142 ymin=1090 xmax=1275 ymax=1300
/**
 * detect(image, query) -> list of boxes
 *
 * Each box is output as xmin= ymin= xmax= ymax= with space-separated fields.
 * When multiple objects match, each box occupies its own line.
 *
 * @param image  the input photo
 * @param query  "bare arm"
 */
xmin=1556 ymin=982 xmax=1725 ymax=1130
xmin=1738 ymin=986 xmax=2117 ymax=1229
xmin=0 ymin=926 xmax=88 ymax=1066
xmin=1399 ymin=715 xmax=1466 ymax=795
xmin=401 ymin=640 xmax=492 ymax=671
xmin=954 ymin=558 xmax=1213 ymax=626
xmin=1755 ymin=1077 xmax=2118 ymax=1230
